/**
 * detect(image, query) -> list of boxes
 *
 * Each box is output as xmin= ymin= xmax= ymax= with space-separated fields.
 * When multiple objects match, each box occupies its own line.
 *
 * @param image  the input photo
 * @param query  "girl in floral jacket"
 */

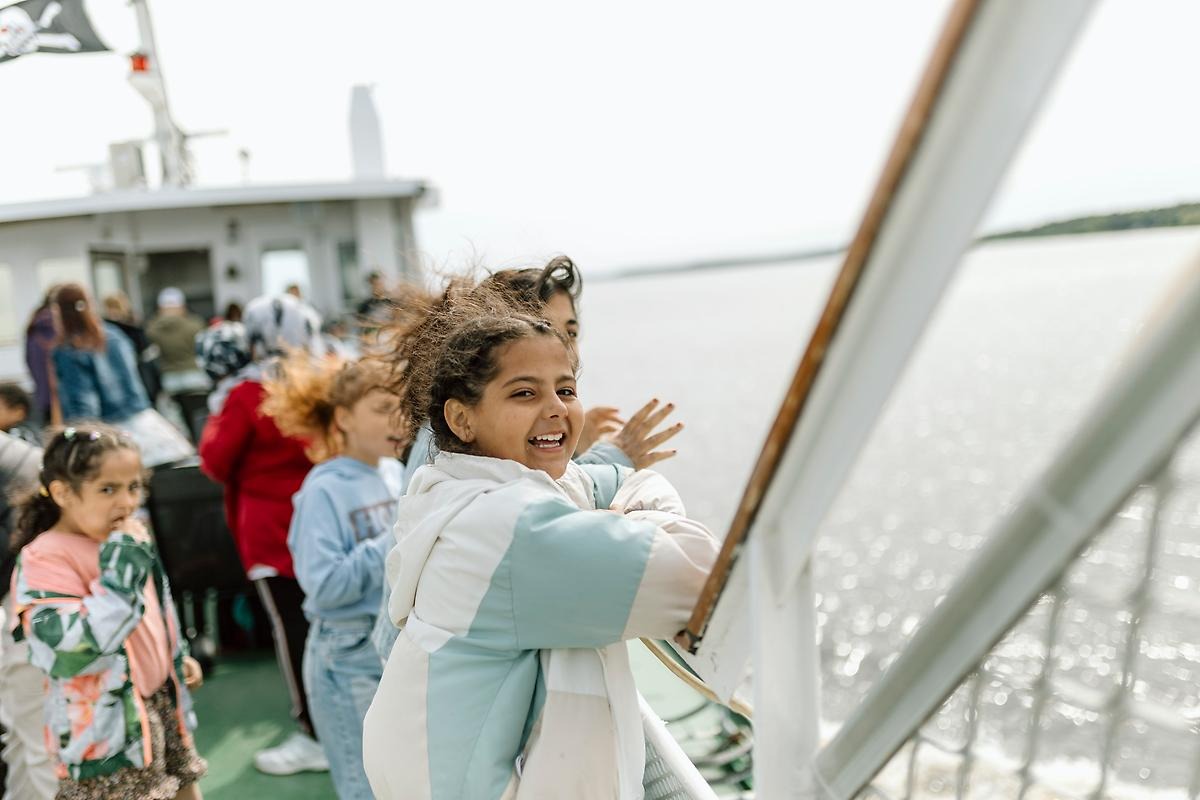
xmin=10 ymin=425 xmax=205 ymax=800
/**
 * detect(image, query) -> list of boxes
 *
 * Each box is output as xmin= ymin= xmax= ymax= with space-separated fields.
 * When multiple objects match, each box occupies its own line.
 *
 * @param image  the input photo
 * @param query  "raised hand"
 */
xmin=608 ymin=399 xmax=683 ymax=470
xmin=578 ymin=406 xmax=623 ymax=455
xmin=109 ymin=516 xmax=150 ymax=543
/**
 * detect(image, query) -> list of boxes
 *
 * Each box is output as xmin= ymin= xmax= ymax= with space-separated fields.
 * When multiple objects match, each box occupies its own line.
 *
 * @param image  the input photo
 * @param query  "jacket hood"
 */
xmin=385 ymin=453 xmax=592 ymax=626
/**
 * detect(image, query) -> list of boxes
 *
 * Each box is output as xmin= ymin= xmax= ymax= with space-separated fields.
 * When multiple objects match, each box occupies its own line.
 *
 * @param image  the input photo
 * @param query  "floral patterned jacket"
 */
xmin=10 ymin=530 xmax=197 ymax=781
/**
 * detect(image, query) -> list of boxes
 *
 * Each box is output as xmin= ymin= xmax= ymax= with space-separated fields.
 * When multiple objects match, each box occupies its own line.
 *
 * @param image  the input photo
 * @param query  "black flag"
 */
xmin=0 ymin=0 xmax=108 ymax=64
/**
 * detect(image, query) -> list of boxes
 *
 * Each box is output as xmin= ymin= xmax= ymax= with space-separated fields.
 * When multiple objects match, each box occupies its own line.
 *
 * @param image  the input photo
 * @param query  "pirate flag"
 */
xmin=0 ymin=0 xmax=108 ymax=64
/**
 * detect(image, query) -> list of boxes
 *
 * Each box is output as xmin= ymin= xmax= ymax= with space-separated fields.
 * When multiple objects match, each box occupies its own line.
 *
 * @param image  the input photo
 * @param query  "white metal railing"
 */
xmin=663 ymin=2 xmax=1200 ymax=797
xmin=852 ymin=438 xmax=1200 ymax=799
xmin=674 ymin=1 xmax=1098 ymax=795
xmin=815 ymin=259 xmax=1200 ymax=797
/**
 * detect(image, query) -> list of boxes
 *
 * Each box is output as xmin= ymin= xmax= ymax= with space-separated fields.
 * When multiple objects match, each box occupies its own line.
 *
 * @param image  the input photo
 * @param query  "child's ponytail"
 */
xmin=10 ymin=487 xmax=61 ymax=555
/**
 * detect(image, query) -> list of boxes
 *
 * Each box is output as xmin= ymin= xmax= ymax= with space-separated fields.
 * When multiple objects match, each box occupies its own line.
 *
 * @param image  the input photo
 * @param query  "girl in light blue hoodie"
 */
xmin=263 ymin=356 xmax=407 ymax=800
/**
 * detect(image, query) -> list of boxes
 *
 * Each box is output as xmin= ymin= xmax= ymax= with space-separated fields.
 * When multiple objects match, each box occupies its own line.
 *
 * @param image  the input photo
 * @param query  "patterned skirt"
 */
xmin=56 ymin=685 xmax=207 ymax=800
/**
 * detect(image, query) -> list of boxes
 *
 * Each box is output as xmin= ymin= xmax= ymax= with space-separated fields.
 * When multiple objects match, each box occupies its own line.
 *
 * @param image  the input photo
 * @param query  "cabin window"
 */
xmin=261 ymin=246 xmax=311 ymax=299
xmin=36 ymin=258 xmax=89 ymax=293
xmin=91 ymin=254 xmax=127 ymax=302
xmin=0 ymin=264 xmax=17 ymax=344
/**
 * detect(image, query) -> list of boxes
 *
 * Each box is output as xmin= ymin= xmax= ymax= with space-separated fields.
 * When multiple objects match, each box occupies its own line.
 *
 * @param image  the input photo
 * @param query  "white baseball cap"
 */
xmin=157 ymin=287 xmax=185 ymax=308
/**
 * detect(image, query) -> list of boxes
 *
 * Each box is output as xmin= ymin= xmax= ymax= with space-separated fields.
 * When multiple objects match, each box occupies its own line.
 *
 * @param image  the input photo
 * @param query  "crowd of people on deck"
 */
xmin=0 ymin=257 xmax=720 ymax=800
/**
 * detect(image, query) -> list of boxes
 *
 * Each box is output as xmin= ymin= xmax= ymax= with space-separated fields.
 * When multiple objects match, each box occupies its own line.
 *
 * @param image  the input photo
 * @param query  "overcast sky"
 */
xmin=3 ymin=0 xmax=1199 ymax=273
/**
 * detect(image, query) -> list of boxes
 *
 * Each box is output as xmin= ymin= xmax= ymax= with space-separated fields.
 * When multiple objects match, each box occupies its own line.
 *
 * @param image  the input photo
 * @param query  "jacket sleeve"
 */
xmin=52 ymin=350 xmax=100 ymax=421
xmin=508 ymin=495 xmax=717 ymax=650
xmin=609 ymin=470 xmax=717 ymax=639
xmin=573 ymin=441 xmax=634 ymax=469
xmin=16 ymin=532 xmax=157 ymax=679
xmin=198 ymin=384 xmax=254 ymax=484
xmin=289 ymin=485 xmax=391 ymax=612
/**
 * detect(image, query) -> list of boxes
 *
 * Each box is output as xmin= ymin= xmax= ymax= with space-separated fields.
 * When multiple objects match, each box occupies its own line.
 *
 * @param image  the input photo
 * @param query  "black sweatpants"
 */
xmin=254 ymin=576 xmax=317 ymax=739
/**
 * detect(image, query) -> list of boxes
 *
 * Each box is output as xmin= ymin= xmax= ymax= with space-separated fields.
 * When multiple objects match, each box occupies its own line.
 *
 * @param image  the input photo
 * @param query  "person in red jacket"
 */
xmin=198 ymin=294 xmax=330 ymax=776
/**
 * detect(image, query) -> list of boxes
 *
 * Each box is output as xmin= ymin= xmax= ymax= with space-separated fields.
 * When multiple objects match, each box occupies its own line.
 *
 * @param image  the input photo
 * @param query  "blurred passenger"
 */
xmin=263 ymin=355 xmax=406 ymax=798
xmin=355 ymin=270 xmax=393 ymax=329
xmin=0 ymin=430 xmax=55 ymax=800
xmin=0 ymin=383 xmax=40 ymax=446
xmin=196 ymin=317 xmax=251 ymax=415
xmin=101 ymin=291 xmax=134 ymax=327
xmin=50 ymin=284 xmax=192 ymax=467
xmin=147 ymin=287 xmax=209 ymax=396
xmin=22 ymin=289 xmax=58 ymax=424
xmin=198 ymin=293 xmax=329 ymax=777
xmin=101 ymin=291 xmax=162 ymax=402
xmin=321 ymin=317 xmax=360 ymax=360
xmin=52 ymin=284 xmax=147 ymax=423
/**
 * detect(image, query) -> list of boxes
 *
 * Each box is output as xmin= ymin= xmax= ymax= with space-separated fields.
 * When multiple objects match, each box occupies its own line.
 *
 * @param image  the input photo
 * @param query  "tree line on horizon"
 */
xmin=985 ymin=202 xmax=1200 ymax=240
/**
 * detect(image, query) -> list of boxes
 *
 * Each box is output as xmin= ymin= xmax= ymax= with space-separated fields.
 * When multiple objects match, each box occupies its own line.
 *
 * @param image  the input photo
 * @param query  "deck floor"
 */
xmin=192 ymin=653 xmax=336 ymax=799
xmin=191 ymin=644 xmax=721 ymax=798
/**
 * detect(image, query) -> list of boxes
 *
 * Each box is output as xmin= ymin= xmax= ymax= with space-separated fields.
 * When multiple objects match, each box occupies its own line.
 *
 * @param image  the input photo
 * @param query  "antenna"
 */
xmin=127 ymin=0 xmax=191 ymax=187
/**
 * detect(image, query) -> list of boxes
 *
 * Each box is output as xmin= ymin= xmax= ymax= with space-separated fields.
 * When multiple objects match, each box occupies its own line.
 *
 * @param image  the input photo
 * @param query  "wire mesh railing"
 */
xmin=856 ymin=425 xmax=1200 ymax=800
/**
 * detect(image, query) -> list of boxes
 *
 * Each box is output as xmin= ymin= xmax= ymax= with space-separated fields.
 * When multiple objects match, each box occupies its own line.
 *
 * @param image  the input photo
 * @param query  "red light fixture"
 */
xmin=130 ymin=52 xmax=150 ymax=72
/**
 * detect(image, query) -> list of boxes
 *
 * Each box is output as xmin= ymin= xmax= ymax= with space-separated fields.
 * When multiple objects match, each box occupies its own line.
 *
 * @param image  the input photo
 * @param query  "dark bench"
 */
xmin=147 ymin=462 xmax=247 ymax=595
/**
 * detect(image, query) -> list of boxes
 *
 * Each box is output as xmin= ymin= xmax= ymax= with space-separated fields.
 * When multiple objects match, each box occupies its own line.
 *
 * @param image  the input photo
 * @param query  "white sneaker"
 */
xmin=253 ymin=731 xmax=330 ymax=775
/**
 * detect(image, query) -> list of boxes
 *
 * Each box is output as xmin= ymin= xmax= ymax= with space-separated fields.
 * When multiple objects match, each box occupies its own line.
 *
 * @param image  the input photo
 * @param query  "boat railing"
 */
xmin=816 ymin=260 xmax=1200 ymax=798
xmin=653 ymin=1 xmax=1200 ymax=796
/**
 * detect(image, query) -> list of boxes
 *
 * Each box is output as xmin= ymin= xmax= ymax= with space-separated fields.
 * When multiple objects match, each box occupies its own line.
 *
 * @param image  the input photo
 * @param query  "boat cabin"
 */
xmin=0 ymin=178 xmax=427 ymax=382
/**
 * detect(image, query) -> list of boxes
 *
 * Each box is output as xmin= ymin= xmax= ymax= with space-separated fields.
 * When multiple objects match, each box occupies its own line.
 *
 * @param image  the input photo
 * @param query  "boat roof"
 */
xmin=0 ymin=178 xmax=428 ymax=225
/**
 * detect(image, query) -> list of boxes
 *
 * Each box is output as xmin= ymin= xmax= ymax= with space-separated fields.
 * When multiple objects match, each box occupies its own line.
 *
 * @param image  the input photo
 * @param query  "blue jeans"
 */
xmin=303 ymin=617 xmax=383 ymax=799
xmin=370 ymin=583 xmax=400 ymax=662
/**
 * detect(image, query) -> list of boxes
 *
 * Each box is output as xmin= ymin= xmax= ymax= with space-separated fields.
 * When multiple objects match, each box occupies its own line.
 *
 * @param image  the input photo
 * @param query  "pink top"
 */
xmin=17 ymin=530 xmax=173 ymax=698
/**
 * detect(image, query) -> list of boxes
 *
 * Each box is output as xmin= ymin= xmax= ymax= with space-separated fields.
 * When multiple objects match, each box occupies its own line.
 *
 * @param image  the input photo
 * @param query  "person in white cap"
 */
xmin=147 ymin=287 xmax=209 ymax=396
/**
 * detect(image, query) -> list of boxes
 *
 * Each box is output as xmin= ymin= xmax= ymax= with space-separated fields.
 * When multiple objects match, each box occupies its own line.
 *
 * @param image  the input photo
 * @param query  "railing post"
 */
xmin=752 ymin=527 xmax=823 ymax=799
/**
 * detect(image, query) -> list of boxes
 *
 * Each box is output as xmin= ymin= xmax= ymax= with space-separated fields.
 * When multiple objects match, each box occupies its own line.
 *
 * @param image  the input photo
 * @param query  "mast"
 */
xmin=127 ymin=0 xmax=190 ymax=186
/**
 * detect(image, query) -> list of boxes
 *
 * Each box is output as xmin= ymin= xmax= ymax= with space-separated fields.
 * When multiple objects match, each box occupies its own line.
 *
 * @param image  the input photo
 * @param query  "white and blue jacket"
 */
xmin=362 ymin=452 xmax=717 ymax=800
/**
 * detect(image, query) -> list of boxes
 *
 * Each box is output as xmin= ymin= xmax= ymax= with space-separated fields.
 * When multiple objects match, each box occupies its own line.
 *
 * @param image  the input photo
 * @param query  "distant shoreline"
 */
xmin=599 ymin=246 xmax=842 ymax=281
xmin=981 ymin=201 xmax=1200 ymax=241
xmin=600 ymin=202 xmax=1200 ymax=280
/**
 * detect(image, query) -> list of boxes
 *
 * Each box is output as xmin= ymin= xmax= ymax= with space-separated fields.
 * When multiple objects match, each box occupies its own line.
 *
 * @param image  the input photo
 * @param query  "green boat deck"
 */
xmin=192 ymin=653 xmax=335 ymax=799
xmin=192 ymin=645 xmax=722 ymax=798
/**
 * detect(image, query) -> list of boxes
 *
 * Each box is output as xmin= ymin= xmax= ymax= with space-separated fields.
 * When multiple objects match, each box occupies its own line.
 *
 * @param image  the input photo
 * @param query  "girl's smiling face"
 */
xmin=50 ymin=447 xmax=145 ymax=542
xmin=445 ymin=335 xmax=583 ymax=479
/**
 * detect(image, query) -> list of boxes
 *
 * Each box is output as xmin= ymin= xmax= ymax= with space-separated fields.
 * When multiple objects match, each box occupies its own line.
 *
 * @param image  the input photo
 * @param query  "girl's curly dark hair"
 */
xmin=380 ymin=256 xmax=584 ymax=451
xmin=479 ymin=255 xmax=582 ymax=315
